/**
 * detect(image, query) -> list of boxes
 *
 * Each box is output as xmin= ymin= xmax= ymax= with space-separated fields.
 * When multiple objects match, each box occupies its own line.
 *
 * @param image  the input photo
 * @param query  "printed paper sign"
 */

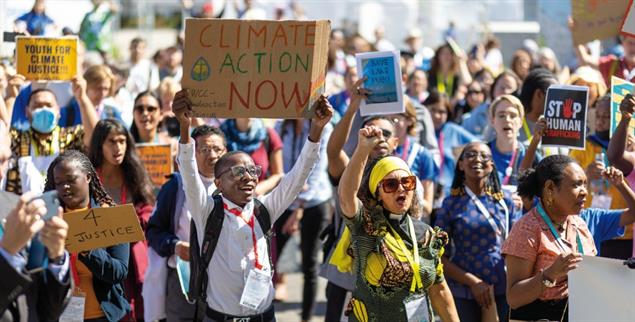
xmin=355 ymin=51 xmax=404 ymax=116
xmin=621 ymin=0 xmax=635 ymax=37
xmin=182 ymin=19 xmax=331 ymax=119
xmin=571 ymin=0 xmax=629 ymax=45
xmin=136 ymin=143 xmax=172 ymax=186
xmin=542 ymin=84 xmax=588 ymax=150
xmin=64 ymin=204 xmax=145 ymax=253
xmin=569 ymin=256 xmax=635 ymax=321
xmin=610 ymin=76 xmax=635 ymax=137
xmin=16 ymin=36 xmax=78 ymax=81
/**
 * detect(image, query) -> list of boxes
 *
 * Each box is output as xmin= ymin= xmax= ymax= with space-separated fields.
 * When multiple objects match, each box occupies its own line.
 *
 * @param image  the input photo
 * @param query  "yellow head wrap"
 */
xmin=368 ymin=156 xmax=412 ymax=197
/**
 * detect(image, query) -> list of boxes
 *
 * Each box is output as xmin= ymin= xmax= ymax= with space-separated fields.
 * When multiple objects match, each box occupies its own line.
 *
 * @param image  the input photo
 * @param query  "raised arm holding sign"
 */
xmin=541 ymin=84 xmax=589 ymax=150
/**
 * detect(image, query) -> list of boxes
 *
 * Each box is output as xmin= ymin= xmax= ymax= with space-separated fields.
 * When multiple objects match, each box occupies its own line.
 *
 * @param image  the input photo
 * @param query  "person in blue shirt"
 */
xmin=488 ymin=95 xmax=541 ymax=188
xmin=389 ymin=100 xmax=436 ymax=215
xmin=435 ymin=142 xmax=521 ymax=322
xmin=14 ymin=0 xmax=56 ymax=36
xmin=425 ymin=90 xmax=477 ymax=202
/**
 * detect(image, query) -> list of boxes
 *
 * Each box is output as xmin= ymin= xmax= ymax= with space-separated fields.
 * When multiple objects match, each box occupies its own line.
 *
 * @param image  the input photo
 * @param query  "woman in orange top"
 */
xmin=44 ymin=150 xmax=130 ymax=322
xmin=502 ymin=155 xmax=626 ymax=322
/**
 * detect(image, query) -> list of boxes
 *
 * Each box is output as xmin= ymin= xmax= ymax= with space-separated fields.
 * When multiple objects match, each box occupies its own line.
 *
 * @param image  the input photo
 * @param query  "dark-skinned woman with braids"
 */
xmin=88 ymin=119 xmax=155 ymax=321
xmin=435 ymin=142 xmax=521 ymax=322
xmin=338 ymin=125 xmax=459 ymax=322
xmin=44 ymin=150 xmax=130 ymax=322
xmin=502 ymin=155 xmax=635 ymax=322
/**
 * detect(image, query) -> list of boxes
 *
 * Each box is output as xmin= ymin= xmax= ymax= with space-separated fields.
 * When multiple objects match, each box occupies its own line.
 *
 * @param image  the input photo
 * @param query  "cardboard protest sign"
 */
xmin=571 ymin=0 xmax=629 ymax=45
xmin=182 ymin=19 xmax=331 ymax=119
xmin=64 ymin=204 xmax=145 ymax=253
xmin=16 ymin=36 xmax=78 ymax=81
xmin=136 ymin=143 xmax=172 ymax=186
xmin=610 ymin=76 xmax=635 ymax=137
xmin=355 ymin=51 xmax=404 ymax=116
xmin=621 ymin=0 xmax=635 ymax=37
xmin=542 ymin=84 xmax=588 ymax=150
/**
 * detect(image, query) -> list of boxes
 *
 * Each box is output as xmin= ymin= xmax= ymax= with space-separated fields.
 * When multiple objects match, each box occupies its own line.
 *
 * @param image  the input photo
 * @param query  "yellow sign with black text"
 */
xmin=16 ymin=36 xmax=78 ymax=81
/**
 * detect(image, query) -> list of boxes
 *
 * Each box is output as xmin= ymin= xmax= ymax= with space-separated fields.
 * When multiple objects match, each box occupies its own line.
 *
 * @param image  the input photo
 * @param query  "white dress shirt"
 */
xmin=177 ymin=138 xmax=319 ymax=316
xmin=168 ymin=175 xmax=216 ymax=268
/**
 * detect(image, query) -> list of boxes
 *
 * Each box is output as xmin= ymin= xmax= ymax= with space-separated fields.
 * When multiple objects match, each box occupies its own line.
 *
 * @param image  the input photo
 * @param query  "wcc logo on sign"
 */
xmin=542 ymin=84 xmax=589 ymax=150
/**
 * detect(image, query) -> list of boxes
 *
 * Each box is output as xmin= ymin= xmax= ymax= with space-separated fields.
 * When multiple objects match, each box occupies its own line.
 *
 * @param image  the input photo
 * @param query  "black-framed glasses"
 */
xmin=134 ymin=104 xmax=159 ymax=113
xmin=217 ymin=165 xmax=262 ymax=180
xmin=380 ymin=176 xmax=417 ymax=194
xmin=463 ymin=151 xmax=492 ymax=162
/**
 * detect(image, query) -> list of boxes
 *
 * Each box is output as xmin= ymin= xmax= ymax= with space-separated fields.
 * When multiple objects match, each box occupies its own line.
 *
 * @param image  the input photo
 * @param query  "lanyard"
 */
xmin=536 ymin=202 xmax=584 ymax=255
xmin=70 ymin=253 xmax=81 ymax=287
xmin=502 ymin=144 xmax=519 ymax=185
xmin=387 ymin=216 xmax=422 ymax=292
xmin=522 ymin=119 xmax=532 ymax=142
xmin=224 ymin=203 xmax=263 ymax=270
xmin=401 ymin=137 xmax=411 ymax=163
xmin=437 ymin=72 xmax=454 ymax=95
xmin=464 ymin=186 xmax=509 ymax=239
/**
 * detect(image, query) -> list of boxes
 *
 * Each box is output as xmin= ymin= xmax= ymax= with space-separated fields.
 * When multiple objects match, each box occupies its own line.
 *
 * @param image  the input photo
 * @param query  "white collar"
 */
xmin=222 ymin=196 xmax=254 ymax=218
xmin=389 ymin=213 xmax=404 ymax=220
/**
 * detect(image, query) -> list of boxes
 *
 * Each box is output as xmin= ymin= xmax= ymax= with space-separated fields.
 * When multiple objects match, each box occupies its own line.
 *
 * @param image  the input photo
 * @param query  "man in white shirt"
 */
xmin=173 ymin=89 xmax=333 ymax=322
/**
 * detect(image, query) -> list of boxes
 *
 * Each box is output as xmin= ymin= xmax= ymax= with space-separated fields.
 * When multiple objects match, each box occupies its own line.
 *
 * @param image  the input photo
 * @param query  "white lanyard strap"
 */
xmin=464 ymin=186 xmax=509 ymax=239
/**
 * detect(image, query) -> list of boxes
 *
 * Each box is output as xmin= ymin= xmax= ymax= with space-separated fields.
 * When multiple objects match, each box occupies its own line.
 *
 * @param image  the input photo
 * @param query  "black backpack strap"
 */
xmin=253 ymin=199 xmax=273 ymax=269
xmin=188 ymin=195 xmax=225 ymax=304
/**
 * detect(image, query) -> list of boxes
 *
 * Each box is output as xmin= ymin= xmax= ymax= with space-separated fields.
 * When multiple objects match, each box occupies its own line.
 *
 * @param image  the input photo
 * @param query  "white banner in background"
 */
xmin=569 ymin=255 xmax=635 ymax=322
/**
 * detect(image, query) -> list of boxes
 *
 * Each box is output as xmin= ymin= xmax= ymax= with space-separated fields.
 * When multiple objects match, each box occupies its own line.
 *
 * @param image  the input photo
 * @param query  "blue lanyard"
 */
xmin=536 ymin=202 xmax=584 ymax=255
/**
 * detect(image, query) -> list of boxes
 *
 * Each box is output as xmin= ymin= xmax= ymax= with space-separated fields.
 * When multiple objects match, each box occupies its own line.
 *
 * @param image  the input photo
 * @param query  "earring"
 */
xmin=545 ymin=194 xmax=553 ymax=207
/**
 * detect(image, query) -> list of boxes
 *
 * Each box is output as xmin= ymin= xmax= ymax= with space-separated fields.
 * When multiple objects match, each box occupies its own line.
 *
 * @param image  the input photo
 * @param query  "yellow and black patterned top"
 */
xmin=6 ymin=126 xmax=84 ymax=195
xmin=343 ymin=201 xmax=447 ymax=322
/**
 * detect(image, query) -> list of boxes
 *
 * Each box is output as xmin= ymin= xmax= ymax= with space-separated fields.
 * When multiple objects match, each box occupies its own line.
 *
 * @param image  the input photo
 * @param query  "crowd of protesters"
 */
xmin=1 ymin=1 xmax=635 ymax=322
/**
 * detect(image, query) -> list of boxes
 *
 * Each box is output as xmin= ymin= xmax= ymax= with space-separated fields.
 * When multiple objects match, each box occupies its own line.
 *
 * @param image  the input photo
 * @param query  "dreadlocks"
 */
xmin=450 ymin=142 xmax=504 ymax=201
xmin=44 ymin=149 xmax=116 ymax=208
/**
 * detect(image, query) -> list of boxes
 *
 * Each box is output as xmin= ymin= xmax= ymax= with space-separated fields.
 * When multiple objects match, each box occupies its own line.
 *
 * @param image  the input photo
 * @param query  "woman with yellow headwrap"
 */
xmin=338 ymin=126 xmax=459 ymax=322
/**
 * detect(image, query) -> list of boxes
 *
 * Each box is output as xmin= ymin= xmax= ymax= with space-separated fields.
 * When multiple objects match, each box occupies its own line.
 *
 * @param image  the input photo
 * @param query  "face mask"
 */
xmin=31 ymin=107 xmax=58 ymax=134
xmin=596 ymin=129 xmax=610 ymax=141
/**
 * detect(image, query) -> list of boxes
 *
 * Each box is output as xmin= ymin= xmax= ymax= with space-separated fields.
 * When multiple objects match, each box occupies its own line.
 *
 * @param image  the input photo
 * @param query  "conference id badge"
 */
xmin=404 ymin=294 xmax=429 ymax=322
xmin=59 ymin=290 xmax=85 ymax=322
xmin=239 ymin=268 xmax=270 ymax=310
xmin=591 ymin=194 xmax=611 ymax=209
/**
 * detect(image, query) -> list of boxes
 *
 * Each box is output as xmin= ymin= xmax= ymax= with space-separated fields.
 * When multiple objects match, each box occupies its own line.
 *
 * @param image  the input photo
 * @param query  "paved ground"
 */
xmin=273 ymin=234 xmax=328 ymax=322
xmin=274 ymin=273 xmax=328 ymax=322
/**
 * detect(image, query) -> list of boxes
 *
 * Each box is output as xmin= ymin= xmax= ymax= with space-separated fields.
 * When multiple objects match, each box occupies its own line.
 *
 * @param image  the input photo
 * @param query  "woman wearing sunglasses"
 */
xmin=130 ymin=91 xmax=172 ymax=146
xmin=338 ymin=126 xmax=459 ymax=322
xmin=435 ymin=142 xmax=521 ymax=322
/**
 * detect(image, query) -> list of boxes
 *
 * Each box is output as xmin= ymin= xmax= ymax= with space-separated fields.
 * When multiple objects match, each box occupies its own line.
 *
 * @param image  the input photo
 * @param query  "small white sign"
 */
xmin=355 ymin=51 xmax=404 ymax=116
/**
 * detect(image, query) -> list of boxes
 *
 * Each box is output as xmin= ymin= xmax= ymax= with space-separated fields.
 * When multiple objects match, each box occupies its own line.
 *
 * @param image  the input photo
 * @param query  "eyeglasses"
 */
xmin=463 ymin=151 xmax=492 ymax=162
xmin=196 ymin=146 xmax=225 ymax=155
xmin=379 ymin=176 xmax=417 ymax=194
xmin=467 ymin=89 xmax=482 ymax=95
xmin=217 ymin=165 xmax=262 ymax=180
xmin=134 ymin=105 xmax=159 ymax=113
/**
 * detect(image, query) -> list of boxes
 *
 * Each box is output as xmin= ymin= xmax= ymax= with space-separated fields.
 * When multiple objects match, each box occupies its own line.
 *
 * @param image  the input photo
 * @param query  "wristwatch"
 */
xmin=541 ymin=269 xmax=556 ymax=288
